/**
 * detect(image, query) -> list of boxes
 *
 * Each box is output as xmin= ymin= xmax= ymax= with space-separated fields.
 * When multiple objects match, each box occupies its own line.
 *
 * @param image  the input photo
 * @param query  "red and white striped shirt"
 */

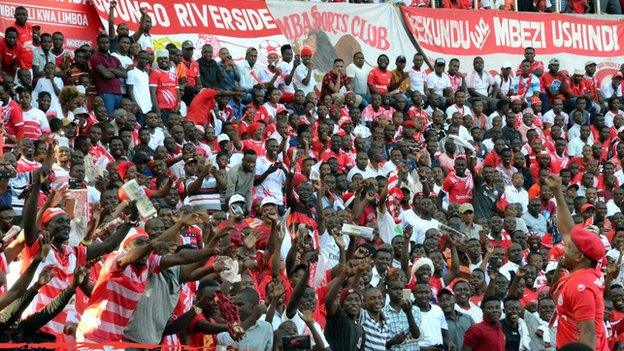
xmin=22 ymin=239 xmax=88 ymax=337
xmin=76 ymin=252 xmax=161 ymax=342
xmin=17 ymin=156 xmax=41 ymax=173
xmin=21 ymin=107 xmax=50 ymax=140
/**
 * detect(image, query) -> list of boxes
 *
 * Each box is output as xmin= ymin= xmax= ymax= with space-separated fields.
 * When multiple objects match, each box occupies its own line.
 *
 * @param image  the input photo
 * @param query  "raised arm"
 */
xmin=86 ymin=222 xmax=133 ymax=261
xmin=107 ymin=1 xmax=117 ymax=38
xmin=285 ymin=265 xmax=310 ymax=318
xmin=324 ymin=268 xmax=347 ymax=317
xmin=0 ymin=243 xmax=50 ymax=311
xmin=544 ymin=175 xmax=573 ymax=240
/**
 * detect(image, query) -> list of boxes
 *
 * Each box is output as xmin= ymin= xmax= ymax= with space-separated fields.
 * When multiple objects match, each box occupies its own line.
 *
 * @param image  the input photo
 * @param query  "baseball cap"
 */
xmin=459 ymin=203 xmax=474 ymax=214
xmin=260 ymin=197 xmax=278 ymax=207
xmin=585 ymin=60 xmax=597 ymax=67
xmin=396 ymin=55 xmax=407 ymax=64
xmin=573 ymin=69 xmax=584 ymax=75
xmin=580 ymin=203 xmax=596 ymax=213
xmin=614 ymin=72 xmax=624 ymax=79
xmin=181 ymin=40 xmax=194 ymax=49
xmin=228 ymin=194 xmax=246 ymax=207
xmin=571 ymin=226 xmax=605 ymax=261
xmin=501 ymin=61 xmax=512 ymax=69
xmin=435 ymin=58 xmax=446 ymax=66
xmin=548 ymin=58 xmax=560 ymax=65
xmin=217 ymin=134 xmax=230 ymax=143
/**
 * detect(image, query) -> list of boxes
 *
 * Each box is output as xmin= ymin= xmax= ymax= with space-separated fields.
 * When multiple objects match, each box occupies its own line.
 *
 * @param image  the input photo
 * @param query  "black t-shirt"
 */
xmin=325 ymin=309 xmax=364 ymax=351
xmin=501 ymin=318 xmax=521 ymax=351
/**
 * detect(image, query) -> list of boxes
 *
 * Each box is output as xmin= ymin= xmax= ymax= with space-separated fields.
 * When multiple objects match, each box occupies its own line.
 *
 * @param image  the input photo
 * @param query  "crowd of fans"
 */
xmin=0 ymin=2 xmax=623 ymax=351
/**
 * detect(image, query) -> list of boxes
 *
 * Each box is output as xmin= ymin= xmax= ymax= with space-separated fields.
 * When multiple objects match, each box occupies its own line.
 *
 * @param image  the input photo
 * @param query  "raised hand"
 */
xmin=37 ymin=266 xmax=55 ymax=287
xmin=243 ymin=231 xmax=260 ymax=250
xmin=544 ymin=174 xmax=562 ymax=192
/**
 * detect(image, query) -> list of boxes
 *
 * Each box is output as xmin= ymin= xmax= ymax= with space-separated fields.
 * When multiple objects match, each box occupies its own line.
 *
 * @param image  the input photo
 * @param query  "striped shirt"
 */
xmin=22 ymin=107 xmax=50 ymax=140
xmin=76 ymin=252 xmax=161 ymax=342
xmin=22 ymin=239 xmax=88 ymax=336
xmin=359 ymin=309 xmax=391 ymax=351
xmin=184 ymin=175 xmax=221 ymax=211
xmin=12 ymin=157 xmax=39 ymax=215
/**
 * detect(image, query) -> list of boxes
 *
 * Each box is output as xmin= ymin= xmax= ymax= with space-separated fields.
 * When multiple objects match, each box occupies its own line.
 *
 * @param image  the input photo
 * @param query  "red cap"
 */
xmin=530 ymin=96 xmax=542 ymax=105
xmin=581 ymin=203 xmax=596 ymax=213
xmin=300 ymin=46 xmax=313 ymax=57
xmin=276 ymin=106 xmax=288 ymax=115
xmin=339 ymin=288 xmax=361 ymax=305
xmin=540 ymin=234 xmax=553 ymax=249
xmin=571 ymin=226 xmax=605 ymax=261
xmin=118 ymin=161 xmax=135 ymax=181
xmin=122 ymin=227 xmax=149 ymax=249
xmin=403 ymin=120 xmax=417 ymax=128
xmin=40 ymin=207 xmax=67 ymax=228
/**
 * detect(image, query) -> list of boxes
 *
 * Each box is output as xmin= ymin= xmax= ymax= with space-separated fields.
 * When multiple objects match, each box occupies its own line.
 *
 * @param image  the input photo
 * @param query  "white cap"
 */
xmin=72 ymin=107 xmax=88 ymax=115
xmin=573 ymin=69 xmax=585 ymax=75
xmin=228 ymin=194 xmax=246 ymax=207
xmin=261 ymin=197 xmax=278 ymax=207
xmin=217 ymin=134 xmax=230 ymax=143
xmin=75 ymin=85 xmax=86 ymax=94
xmin=545 ymin=261 xmax=559 ymax=273
xmin=501 ymin=61 xmax=512 ymax=69
xmin=498 ymin=268 xmax=511 ymax=282
xmin=155 ymin=50 xmax=169 ymax=59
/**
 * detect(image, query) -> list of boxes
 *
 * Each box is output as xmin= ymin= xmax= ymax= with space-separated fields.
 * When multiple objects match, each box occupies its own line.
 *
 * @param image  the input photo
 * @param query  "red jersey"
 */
xmin=367 ymin=68 xmax=392 ymax=94
xmin=0 ymin=40 xmax=28 ymax=76
xmin=241 ymin=139 xmax=266 ymax=157
xmin=442 ymin=171 xmax=474 ymax=204
xmin=182 ymin=58 xmax=199 ymax=87
xmin=77 ymin=252 xmax=162 ymax=342
xmin=0 ymin=98 xmax=24 ymax=139
xmin=149 ymin=68 xmax=179 ymax=110
xmin=554 ymin=268 xmax=609 ymax=351
xmin=567 ymin=78 xmax=589 ymax=97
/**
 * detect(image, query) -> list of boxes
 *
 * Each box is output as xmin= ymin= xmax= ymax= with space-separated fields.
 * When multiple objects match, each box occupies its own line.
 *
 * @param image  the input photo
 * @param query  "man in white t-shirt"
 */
xmin=126 ymin=50 xmax=152 ymax=115
xmin=293 ymin=47 xmax=318 ymax=96
xmin=111 ymin=35 xmax=133 ymax=94
xmin=426 ymin=58 xmax=452 ymax=104
xmin=345 ymin=51 xmax=369 ymax=102
xmin=415 ymin=283 xmax=449 ymax=348
xmin=407 ymin=52 xmax=428 ymax=95
xmin=254 ymin=139 xmax=286 ymax=207
xmin=278 ymin=44 xmax=296 ymax=100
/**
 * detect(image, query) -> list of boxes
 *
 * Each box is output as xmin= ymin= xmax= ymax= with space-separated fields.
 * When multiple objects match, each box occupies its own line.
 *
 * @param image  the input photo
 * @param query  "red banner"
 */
xmin=401 ymin=7 xmax=624 ymax=72
xmin=0 ymin=0 xmax=103 ymax=49
xmin=90 ymin=0 xmax=282 ymax=37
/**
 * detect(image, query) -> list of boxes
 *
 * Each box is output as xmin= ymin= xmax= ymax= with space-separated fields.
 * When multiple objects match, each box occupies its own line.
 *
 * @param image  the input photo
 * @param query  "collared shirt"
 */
xmin=382 ymin=304 xmax=422 ymax=351
xmin=467 ymin=70 xmax=495 ymax=96
xmin=445 ymin=311 xmax=474 ymax=349
xmin=216 ymin=320 xmax=273 ymax=351
xmin=32 ymin=47 xmax=57 ymax=70
xmin=463 ymin=321 xmax=506 ymax=351
xmin=359 ymin=309 xmax=390 ymax=351
xmin=89 ymin=51 xmax=122 ymax=95
xmin=237 ymin=60 xmax=260 ymax=91
xmin=320 ymin=71 xmax=349 ymax=99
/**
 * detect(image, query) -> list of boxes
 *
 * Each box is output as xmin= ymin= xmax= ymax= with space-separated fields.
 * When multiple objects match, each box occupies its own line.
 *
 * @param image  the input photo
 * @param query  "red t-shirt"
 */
xmin=367 ymin=68 xmax=392 ymax=94
xmin=183 ymin=59 xmax=200 ymax=87
xmin=554 ymin=268 xmax=609 ymax=351
xmin=442 ymin=171 xmax=474 ymax=204
xmin=149 ymin=68 xmax=179 ymax=110
xmin=187 ymin=88 xmax=217 ymax=126
xmin=0 ymin=40 xmax=28 ymax=76
xmin=0 ymin=98 xmax=24 ymax=139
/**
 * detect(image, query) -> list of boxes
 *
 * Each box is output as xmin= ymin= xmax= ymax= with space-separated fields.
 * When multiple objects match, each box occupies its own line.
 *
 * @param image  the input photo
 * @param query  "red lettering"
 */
xmin=378 ymin=27 xmax=389 ymax=50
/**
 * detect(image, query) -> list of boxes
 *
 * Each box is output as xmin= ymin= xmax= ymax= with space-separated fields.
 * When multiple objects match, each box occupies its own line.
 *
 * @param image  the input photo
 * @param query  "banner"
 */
xmin=0 ymin=0 xmax=102 ymax=49
xmin=401 ymin=7 xmax=624 ymax=78
xmin=90 ymin=0 xmax=288 ymax=66
xmin=266 ymin=2 xmax=417 ymax=82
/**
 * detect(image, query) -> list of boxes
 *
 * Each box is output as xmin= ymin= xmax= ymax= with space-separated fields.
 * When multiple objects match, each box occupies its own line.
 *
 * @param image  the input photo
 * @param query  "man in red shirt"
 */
xmin=463 ymin=296 xmax=506 ymax=351
xmin=13 ymin=7 xmax=32 ymax=47
xmin=0 ymin=81 xmax=24 ymax=147
xmin=440 ymin=155 xmax=474 ymax=205
xmin=150 ymin=50 xmax=180 ymax=124
xmin=367 ymin=54 xmax=392 ymax=95
xmin=320 ymin=58 xmax=351 ymax=101
xmin=540 ymin=58 xmax=567 ymax=106
xmin=521 ymin=47 xmax=544 ymax=77
xmin=0 ymin=27 xmax=28 ymax=78
xmin=180 ymin=40 xmax=202 ymax=105
xmin=546 ymin=175 xmax=609 ymax=351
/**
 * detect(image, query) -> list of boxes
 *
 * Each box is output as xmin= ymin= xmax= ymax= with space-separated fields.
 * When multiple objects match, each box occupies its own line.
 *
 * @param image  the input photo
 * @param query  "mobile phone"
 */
xmin=69 ymin=178 xmax=81 ymax=189
xmin=282 ymin=335 xmax=311 ymax=351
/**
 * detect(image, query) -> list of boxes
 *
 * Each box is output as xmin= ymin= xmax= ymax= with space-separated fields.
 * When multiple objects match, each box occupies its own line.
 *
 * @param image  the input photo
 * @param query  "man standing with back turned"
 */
xmin=544 ymin=174 xmax=609 ymax=351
